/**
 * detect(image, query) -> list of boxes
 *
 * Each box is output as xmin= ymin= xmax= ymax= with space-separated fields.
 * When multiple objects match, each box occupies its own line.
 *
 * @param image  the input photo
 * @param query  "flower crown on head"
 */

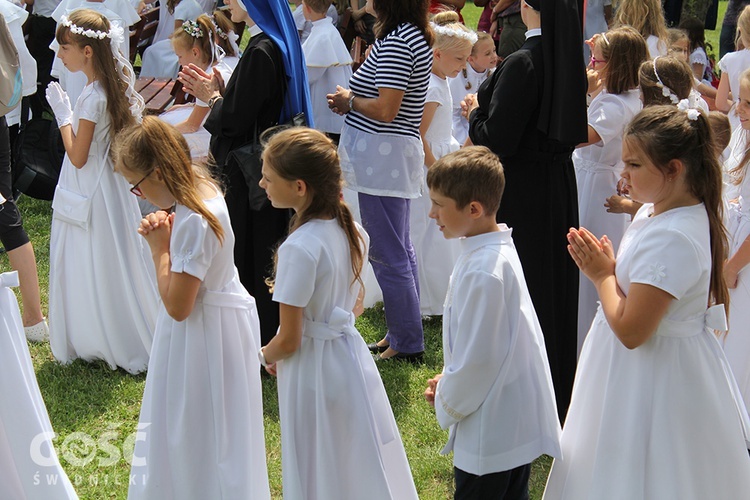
xmin=211 ymin=16 xmax=228 ymax=40
xmin=182 ymin=20 xmax=203 ymax=38
xmin=430 ymin=22 xmax=479 ymax=45
xmin=60 ymin=14 xmax=114 ymax=40
xmin=652 ymin=57 xmax=680 ymax=105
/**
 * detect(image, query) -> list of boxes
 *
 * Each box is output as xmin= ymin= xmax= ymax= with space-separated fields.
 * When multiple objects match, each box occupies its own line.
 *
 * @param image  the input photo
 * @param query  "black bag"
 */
xmin=12 ymin=98 xmax=64 ymax=200
xmin=226 ymin=111 xmax=306 ymax=212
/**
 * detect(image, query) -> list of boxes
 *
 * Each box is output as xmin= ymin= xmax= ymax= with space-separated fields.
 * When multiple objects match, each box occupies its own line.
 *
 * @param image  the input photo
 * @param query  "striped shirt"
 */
xmin=345 ymin=23 xmax=433 ymax=139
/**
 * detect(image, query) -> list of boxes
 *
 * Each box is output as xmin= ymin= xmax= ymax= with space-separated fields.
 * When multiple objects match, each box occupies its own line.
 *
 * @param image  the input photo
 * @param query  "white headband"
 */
xmin=430 ymin=22 xmax=479 ymax=45
xmin=60 ymin=14 xmax=144 ymax=122
xmin=652 ymin=57 xmax=680 ymax=105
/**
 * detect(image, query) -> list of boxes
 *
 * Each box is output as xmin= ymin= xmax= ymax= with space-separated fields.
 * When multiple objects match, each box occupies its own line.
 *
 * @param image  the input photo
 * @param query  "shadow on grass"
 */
xmin=34 ymin=356 xmax=145 ymax=433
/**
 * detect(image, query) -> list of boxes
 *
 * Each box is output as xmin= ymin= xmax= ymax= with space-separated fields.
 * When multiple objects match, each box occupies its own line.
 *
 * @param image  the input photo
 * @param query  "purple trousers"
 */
xmin=358 ymin=193 xmax=425 ymax=353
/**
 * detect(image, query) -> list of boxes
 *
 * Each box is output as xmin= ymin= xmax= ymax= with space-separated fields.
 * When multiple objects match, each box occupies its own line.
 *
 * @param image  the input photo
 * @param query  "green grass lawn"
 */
xmin=4 ymin=2 xmax=729 ymax=498
xmin=8 ymin=198 xmax=551 ymax=500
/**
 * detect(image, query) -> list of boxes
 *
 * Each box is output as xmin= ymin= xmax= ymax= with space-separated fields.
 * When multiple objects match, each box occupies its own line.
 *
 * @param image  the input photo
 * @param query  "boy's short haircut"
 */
xmin=302 ymin=0 xmax=332 ymax=15
xmin=427 ymin=146 xmax=505 ymax=216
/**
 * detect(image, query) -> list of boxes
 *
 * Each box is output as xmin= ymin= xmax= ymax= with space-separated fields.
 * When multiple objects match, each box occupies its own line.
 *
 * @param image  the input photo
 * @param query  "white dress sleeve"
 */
xmin=273 ymin=239 xmax=318 ymax=308
xmin=629 ymin=227 xmax=701 ymax=300
xmin=169 ymin=209 xmax=220 ymax=281
xmin=173 ymin=0 xmax=200 ymax=22
xmin=426 ymin=79 xmax=444 ymax=106
xmin=587 ymin=92 xmax=627 ymax=146
xmin=76 ymin=87 xmax=105 ymax=123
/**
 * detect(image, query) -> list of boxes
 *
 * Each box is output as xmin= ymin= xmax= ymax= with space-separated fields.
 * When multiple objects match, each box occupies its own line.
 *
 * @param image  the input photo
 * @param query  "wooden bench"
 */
xmin=136 ymin=77 xmax=176 ymax=114
xmin=135 ymin=6 xmax=160 ymax=60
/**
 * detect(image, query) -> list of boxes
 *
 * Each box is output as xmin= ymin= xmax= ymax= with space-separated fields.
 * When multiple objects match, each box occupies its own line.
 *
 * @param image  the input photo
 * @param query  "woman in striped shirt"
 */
xmin=328 ymin=0 xmax=433 ymax=362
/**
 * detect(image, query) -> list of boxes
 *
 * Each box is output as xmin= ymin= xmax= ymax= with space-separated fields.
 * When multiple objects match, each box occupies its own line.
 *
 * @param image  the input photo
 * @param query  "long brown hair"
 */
xmin=625 ymin=105 xmax=729 ymax=316
xmin=56 ymin=9 xmax=136 ymax=138
xmin=372 ymin=0 xmax=433 ymax=45
xmin=113 ymin=117 xmax=225 ymax=243
xmin=597 ymin=26 xmax=648 ymax=95
xmin=638 ymin=56 xmax=693 ymax=107
xmin=261 ymin=127 xmax=365 ymax=292
xmin=212 ymin=9 xmax=237 ymax=58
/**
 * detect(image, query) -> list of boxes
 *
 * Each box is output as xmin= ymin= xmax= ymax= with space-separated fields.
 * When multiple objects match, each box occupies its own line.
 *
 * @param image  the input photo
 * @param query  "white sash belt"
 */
xmin=303 ymin=307 xmax=396 ymax=445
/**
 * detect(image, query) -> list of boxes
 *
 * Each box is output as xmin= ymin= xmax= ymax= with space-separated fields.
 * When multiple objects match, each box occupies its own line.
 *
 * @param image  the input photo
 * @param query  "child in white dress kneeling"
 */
xmin=424 ymin=147 xmax=561 ymax=500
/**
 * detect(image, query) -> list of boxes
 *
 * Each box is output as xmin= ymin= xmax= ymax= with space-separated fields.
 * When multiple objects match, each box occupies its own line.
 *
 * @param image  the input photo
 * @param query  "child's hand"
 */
xmin=424 ymin=374 xmax=443 ymax=407
xmin=605 ymin=194 xmax=632 ymax=214
xmin=138 ymin=211 xmax=173 ymax=253
xmin=567 ymin=227 xmax=615 ymax=286
xmin=137 ymin=211 xmax=171 ymax=236
xmin=46 ymin=82 xmax=72 ymax=128
xmin=265 ymin=362 xmax=277 ymax=376
xmin=586 ymin=68 xmax=603 ymax=95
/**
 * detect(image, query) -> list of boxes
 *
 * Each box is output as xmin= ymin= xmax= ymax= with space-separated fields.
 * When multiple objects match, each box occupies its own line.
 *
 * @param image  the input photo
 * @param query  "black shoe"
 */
xmin=367 ymin=342 xmax=388 ymax=353
xmin=375 ymin=351 xmax=424 ymax=364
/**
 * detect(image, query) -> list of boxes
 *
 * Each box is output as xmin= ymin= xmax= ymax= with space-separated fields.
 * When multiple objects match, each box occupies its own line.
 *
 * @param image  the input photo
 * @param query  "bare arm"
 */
xmin=716 ymin=72 xmax=733 ymax=112
xmin=576 ymin=125 xmax=602 ymax=149
xmin=420 ymin=101 xmax=439 ymax=168
xmin=174 ymin=104 xmax=210 ymax=134
xmin=59 ymin=119 xmax=96 ymax=169
xmin=725 ymin=234 xmax=750 ymax=288
xmin=328 ymin=85 xmax=405 ymax=123
xmin=568 ymin=227 xmax=673 ymax=349
xmin=261 ymin=303 xmax=304 ymax=365
xmin=139 ymin=212 xmax=202 ymax=322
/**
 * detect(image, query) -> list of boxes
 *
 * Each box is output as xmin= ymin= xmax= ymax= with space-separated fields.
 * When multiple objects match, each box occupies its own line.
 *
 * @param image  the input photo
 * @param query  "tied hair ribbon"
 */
xmin=652 ymin=57 xmax=679 ymax=105
xmin=60 ymin=15 xmax=144 ymax=122
xmin=677 ymin=99 xmax=700 ymax=121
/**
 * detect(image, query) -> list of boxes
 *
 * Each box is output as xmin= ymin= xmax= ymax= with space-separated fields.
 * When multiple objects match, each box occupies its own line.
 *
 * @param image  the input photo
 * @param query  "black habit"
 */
xmin=469 ymin=34 xmax=581 ymax=419
xmin=204 ymin=32 xmax=290 ymax=346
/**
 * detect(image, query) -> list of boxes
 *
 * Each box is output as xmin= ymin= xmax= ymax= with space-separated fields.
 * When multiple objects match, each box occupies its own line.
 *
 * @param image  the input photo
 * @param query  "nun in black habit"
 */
xmin=465 ymin=0 xmax=588 ymax=419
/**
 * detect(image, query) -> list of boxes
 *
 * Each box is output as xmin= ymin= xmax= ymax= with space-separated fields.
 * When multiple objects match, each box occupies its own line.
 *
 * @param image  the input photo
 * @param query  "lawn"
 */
xmin=4 ymin=2 xmax=728 ymax=498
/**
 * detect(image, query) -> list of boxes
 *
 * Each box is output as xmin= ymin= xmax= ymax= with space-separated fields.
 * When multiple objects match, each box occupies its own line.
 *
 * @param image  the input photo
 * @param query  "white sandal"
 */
xmin=24 ymin=319 xmax=49 ymax=343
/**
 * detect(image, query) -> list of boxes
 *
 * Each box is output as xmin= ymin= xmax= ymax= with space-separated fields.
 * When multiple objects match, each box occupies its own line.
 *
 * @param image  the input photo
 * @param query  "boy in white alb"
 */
xmin=301 ymin=0 xmax=352 ymax=142
xmin=424 ymin=147 xmax=561 ymax=499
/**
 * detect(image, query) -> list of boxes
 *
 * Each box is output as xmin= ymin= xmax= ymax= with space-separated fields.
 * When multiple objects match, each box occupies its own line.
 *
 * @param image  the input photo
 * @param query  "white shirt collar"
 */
xmin=458 ymin=224 xmax=513 ymax=255
xmin=525 ymin=28 xmax=542 ymax=39
xmin=248 ymin=24 xmax=263 ymax=37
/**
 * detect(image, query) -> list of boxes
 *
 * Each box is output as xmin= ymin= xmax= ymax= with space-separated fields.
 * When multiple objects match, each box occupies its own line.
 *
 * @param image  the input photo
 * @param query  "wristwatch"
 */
xmin=348 ymin=93 xmax=356 ymax=113
xmin=208 ymin=94 xmax=222 ymax=109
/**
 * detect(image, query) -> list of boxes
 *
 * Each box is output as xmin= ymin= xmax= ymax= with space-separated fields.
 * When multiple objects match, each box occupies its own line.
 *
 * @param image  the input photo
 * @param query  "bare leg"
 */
xmin=7 ymin=242 xmax=44 ymax=327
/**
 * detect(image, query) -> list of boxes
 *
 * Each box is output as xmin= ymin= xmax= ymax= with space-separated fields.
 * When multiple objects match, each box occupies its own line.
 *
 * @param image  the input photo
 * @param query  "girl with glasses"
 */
xmin=574 ymin=26 xmax=648 ymax=351
xmin=115 ymin=116 xmax=270 ymax=499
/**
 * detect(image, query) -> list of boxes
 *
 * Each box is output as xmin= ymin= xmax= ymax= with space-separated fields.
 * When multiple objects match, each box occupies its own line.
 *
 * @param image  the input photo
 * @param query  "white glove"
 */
xmin=46 ymin=82 xmax=73 ymax=128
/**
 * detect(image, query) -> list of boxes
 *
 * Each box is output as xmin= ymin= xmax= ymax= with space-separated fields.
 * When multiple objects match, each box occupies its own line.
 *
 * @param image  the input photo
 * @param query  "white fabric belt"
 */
xmin=303 ymin=306 xmax=396 ymax=445
xmin=575 ymin=157 xmax=618 ymax=174
xmin=195 ymin=288 xmax=253 ymax=309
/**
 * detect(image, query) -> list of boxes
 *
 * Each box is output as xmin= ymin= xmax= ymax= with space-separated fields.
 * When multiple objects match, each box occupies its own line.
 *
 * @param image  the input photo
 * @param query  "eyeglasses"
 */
xmin=589 ymin=54 xmax=607 ymax=68
xmin=130 ymin=171 xmax=152 ymax=196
